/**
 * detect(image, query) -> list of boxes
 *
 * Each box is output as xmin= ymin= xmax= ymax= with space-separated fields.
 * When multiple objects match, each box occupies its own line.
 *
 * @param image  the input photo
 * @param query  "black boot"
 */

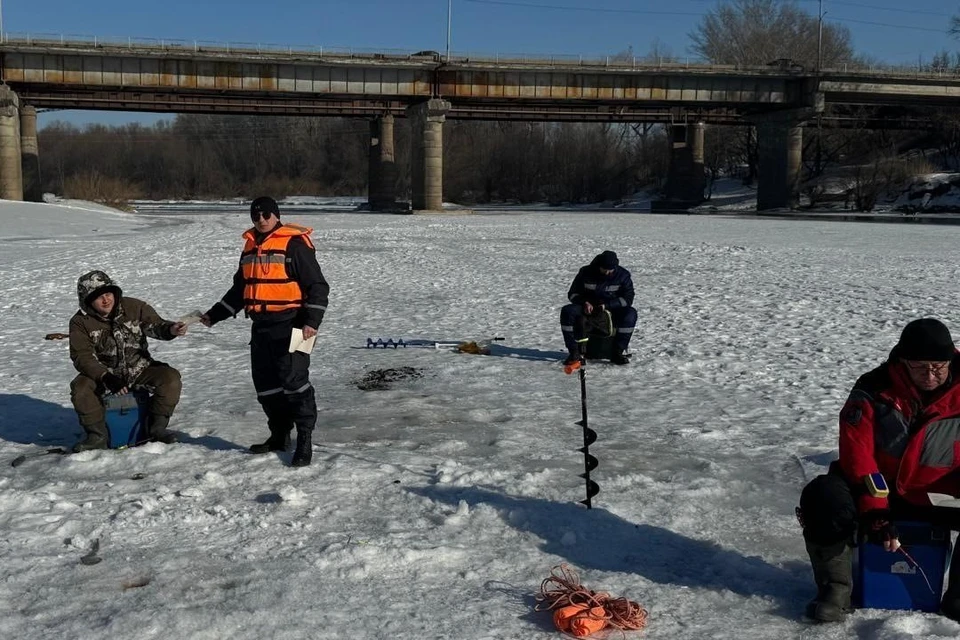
xmin=563 ymin=343 xmax=582 ymax=367
xmin=146 ymin=414 xmax=177 ymax=444
xmin=291 ymin=429 xmax=312 ymax=467
xmin=610 ymin=351 xmax=630 ymax=365
xmin=805 ymin=540 xmax=853 ymax=622
xmin=250 ymin=430 xmax=291 ymax=454
xmin=943 ymin=587 xmax=960 ymax=621
xmin=942 ymin=543 xmax=960 ymax=620
xmin=73 ymin=424 xmax=109 ymax=453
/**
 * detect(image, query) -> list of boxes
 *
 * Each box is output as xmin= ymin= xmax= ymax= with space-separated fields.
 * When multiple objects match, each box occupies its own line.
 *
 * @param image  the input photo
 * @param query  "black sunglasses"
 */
xmin=250 ymin=211 xmax=274 ymax=221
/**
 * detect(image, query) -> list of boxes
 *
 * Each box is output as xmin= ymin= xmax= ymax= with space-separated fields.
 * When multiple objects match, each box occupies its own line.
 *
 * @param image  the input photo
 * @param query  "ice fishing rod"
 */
xmin=365 ymin=336 xmax=505 ymax=349
xmin=10 ymin=447 xmax=69 ymax=467
xmin=566 ymin=354 xmax=599 ymax=509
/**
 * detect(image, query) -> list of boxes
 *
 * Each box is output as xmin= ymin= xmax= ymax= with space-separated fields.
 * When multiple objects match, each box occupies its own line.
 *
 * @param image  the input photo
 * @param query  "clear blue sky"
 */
xmin=6 ymin=0 xmax=955 ymax=127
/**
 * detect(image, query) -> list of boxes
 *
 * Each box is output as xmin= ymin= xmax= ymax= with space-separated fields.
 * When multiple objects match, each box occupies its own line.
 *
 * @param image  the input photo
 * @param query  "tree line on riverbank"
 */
xmin=34 ymin=0 xmax=960 ymax=209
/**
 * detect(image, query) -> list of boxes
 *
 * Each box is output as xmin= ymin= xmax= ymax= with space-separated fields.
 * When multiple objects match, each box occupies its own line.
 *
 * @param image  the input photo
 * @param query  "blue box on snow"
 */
xmin=856 ymin=521 xmax=951 ymax=613
xmin=103 ymin=391 xmax=149 ymax=449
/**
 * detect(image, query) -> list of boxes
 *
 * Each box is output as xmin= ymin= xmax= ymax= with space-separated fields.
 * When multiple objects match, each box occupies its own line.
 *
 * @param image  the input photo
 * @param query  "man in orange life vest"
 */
xmin=201 ymin=197 xmax=330 ymax=467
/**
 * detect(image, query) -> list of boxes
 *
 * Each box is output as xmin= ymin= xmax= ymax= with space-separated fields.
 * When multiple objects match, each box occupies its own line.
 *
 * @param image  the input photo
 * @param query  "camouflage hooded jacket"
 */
xmin=68 ymin=271 xmax=178 ymax=383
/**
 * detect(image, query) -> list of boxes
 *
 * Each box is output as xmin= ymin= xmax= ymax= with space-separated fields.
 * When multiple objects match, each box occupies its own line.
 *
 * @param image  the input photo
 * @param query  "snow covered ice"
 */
xmin=2 ymin=198 xmax=960 ymax=639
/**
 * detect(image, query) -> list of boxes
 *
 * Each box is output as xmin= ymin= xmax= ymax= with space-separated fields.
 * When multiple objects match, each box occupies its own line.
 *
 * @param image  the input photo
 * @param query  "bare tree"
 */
xmin=630 ymin=124 xmax=670 ymax=188
xmin=702 ymin=125 xmax=742 ymax=198
xmin=39 ymin=115 xmax=648 ymax=206
xmin=610 ymin=45 xmax=634 ymax=64
xmin=930 ymin=111 xmax=960 ymax=170
xmin=645 ymin=39 xmax=678 ymax=64
xmin=689 ymin=0 xmax=854 ymax=69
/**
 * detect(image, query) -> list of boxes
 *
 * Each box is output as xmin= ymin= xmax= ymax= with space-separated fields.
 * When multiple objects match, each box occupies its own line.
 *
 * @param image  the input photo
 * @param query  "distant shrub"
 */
xmin=239 ymin=176 xmax=328 ymax=200
xmin=63 ymin=172 xmax=142 ymax=210
xmin=881 ymin=155 xmax=937 ymax=189
xmin=850 ymin=155 xmax=937 ymax=211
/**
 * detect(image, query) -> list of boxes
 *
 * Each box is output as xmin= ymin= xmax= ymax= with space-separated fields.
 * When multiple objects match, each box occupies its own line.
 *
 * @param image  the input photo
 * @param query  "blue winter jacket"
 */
xmin=567 ymin=261 xmax=635 ymax=310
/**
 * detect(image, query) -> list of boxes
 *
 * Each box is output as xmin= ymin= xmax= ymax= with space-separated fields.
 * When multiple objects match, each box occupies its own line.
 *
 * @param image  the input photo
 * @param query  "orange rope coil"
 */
xmin=535 ymin=564 xmax=648 ymax=637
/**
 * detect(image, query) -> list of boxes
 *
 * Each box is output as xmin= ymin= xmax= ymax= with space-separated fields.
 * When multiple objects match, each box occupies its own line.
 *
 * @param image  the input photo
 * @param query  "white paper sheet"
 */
xmin=177 ymin=310 xmax=205 ymax=326
xmin=288 ymin=327 xmax=317 ymax=354
xmin=927 ymin=493 xmax=960 ymax=509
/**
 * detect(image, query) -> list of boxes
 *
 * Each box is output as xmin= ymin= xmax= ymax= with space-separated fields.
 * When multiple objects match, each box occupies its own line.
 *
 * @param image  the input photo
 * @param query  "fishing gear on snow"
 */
xmin=566 ymin=353 xmax=599 ymax=508
xmin=535 ymin=564 xmax=648 ymax=637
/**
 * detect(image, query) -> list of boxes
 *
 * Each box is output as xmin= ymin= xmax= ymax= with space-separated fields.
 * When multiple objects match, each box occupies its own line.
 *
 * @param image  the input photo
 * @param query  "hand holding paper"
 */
xmin=177 ymin=310 xmax=205 ymax=327
xmin=289 ymin=327 xmax=317 ymax=354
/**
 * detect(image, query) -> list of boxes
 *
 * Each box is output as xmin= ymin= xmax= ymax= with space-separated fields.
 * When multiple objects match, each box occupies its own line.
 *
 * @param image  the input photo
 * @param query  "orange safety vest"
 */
xmin=240 ymin=224 xmax=315 ymax=313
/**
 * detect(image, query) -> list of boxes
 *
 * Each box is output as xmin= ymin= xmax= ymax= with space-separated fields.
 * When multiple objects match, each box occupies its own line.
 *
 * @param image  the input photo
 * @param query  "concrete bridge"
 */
xmin=2 ymin=36 xmax=959 ymax=210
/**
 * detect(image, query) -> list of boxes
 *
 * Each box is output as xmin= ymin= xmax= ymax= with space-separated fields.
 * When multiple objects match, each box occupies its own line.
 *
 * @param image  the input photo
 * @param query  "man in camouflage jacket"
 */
xmin=68 ymin=270 xmax=187 ymax=452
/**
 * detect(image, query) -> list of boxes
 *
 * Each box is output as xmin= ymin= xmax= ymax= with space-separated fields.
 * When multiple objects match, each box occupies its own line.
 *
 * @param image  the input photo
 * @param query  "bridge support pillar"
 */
xmin=0 ymin=85 xmax=23 ymax=201
xmin=657 ymin=122 xmax=705 ymax=210
xmin=20 ymin=105 xmax=42 ymax=202
xmin=368 ymin=115 xmax=397 ymax=211
xmin=756 ymin=118 xmax=803 ymax=211
xmin=407 ymin=99 xmax=450 ymax=212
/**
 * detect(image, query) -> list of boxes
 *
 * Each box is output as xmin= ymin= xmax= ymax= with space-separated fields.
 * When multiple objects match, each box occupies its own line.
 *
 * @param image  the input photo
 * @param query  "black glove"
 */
xmin=102 ymin=373 xmax=126 ymax=394
xmin=583 ymin=301 xmax=605 ymax=316
xmin=861 ymin=511 xmax=899 ymax=546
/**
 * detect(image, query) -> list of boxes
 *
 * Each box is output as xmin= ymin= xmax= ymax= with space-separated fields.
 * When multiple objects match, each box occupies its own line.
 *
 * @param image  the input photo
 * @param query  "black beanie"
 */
xmin=895 ymin=318 xmax=955 ymax=361
xmin=251 ymin=196 xmax=280 ymax=218
xmin=593 ymin=250 xmax=619 ymax=270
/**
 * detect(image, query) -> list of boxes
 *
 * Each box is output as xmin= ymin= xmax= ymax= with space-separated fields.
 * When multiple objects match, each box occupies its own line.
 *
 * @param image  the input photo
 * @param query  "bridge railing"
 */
xmin=0 ymin=31 xmax=416 ymax=59
xmin=4 ymin=32 xmax=960 ymax=80
xmin=0 ymin=33 xmax=800 ymax=73
xmin=0 ymin=32 xmax=736 ymax=68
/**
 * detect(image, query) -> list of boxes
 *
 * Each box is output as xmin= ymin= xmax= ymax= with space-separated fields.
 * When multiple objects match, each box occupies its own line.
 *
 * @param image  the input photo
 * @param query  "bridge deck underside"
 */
xmin=12 ymin=86 xmax=944 ymax=129
xmin=12 ymin=85 xmax=754 ymax=123
xmin=3 ymin=49 xmax=959 ymax=129
xmin=1 ymin=51 xmax=796 ymax=112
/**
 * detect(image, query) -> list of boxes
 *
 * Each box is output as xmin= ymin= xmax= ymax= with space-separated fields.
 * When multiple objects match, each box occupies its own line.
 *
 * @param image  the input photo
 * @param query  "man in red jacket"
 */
xmin=799 ymin=318 xmax=960 ymax=622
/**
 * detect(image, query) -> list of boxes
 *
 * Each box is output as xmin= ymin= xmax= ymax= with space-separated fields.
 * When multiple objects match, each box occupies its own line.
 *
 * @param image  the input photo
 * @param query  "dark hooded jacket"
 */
xmin=567 ymin=252 xmax=635 ymax=310
xmin=68 ymin=271 xmax=179 ymax=383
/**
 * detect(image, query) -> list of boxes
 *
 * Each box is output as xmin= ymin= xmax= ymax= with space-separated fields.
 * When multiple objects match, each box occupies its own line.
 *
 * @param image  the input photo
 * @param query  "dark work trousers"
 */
xmin=800 ymin=470 xmax=960 ymax=546
xmin=560 ymin=303 xmax=638 ymax=353
xmin=250 ymin=320 xmax=317 ymax=437
xmin=71 ymin=363 xmax=182 ymax=437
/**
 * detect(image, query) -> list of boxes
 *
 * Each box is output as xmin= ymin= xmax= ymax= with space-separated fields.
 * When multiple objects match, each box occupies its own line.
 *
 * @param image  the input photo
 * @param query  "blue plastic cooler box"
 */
xmin=103 ymin=391 xmax=149 ymax=449
xmin=856 ymin=521 xmax=951 ymax=613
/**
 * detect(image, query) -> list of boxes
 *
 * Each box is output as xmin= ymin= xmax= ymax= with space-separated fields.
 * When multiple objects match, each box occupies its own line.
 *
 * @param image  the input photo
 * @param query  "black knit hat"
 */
xmin=592 ymin=250 xmax=619 ymax=270
xmin=895 ymin=318 xmax=955 ymax=361
xmin=250 ymin=196 xmax=280 ymax=219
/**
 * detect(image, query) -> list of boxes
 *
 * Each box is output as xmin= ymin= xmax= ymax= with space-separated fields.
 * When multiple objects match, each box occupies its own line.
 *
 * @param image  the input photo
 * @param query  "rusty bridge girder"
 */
xmin=3 ymin=39 xmax=960 ymax=129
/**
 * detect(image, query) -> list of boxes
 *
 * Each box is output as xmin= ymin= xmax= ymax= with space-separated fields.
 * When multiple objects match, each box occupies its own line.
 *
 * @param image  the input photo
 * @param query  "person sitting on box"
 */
xmin=797 ymin=318 xmax=960 ymax=622
xmin=560 ymin=250 xmax=637 ymax=367
xmin=69 ymin=270 xmax=187 ymax=452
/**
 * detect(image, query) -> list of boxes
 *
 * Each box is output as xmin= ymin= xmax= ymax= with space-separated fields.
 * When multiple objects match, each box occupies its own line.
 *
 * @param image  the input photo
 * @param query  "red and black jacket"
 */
xmin=839 ymin=351 xmax=960 ymax=513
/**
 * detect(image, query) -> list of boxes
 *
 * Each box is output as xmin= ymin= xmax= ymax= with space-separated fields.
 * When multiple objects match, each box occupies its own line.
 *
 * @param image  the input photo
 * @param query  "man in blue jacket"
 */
xmin=560 ymin=250 xmax=637 ymax=366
